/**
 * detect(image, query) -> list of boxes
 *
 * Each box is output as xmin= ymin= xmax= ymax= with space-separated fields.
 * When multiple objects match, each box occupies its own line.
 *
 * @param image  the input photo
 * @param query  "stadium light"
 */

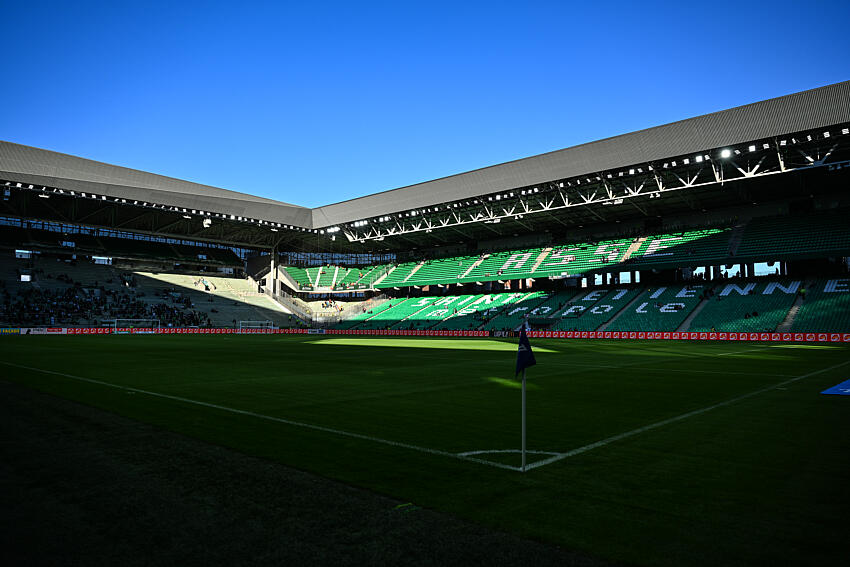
xmin=720 ymin=149 xmax=732 ymax=158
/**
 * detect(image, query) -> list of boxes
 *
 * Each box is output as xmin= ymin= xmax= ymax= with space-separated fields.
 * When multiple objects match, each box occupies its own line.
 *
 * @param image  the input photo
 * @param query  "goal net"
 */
xmin=238 ymin=320 xmax=277 ymax=333
xmin=112 ymin=319 xmax=161 ymax=334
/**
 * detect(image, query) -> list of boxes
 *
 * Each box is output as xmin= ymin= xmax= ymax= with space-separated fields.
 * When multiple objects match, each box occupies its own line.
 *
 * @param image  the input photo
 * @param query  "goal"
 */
xmin=238 ymin=320 xmax=277 ymax=333
xmin=112 ymin=319 xmax=161 ymax=334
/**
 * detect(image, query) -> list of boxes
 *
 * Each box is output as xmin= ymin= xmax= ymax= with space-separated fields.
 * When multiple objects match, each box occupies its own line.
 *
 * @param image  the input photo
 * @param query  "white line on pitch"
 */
xmin=560 ymin=363 xmax=795 ymax=377
xmin=524 ymin=359 xmax=850 ymax=471
xmin=457 ymin=449 xmax=559 ymax=457
xmin=0 ymin=362 xmax=520 ymax=472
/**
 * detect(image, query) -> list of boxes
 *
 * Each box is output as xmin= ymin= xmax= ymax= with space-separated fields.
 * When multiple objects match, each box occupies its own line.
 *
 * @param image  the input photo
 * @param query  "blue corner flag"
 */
xmin=516 ymin=328 xmax=537 ymax=376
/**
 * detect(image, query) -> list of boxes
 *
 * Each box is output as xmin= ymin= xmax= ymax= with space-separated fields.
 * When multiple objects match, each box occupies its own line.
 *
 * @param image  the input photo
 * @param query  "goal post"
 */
xmin=238 ymin=320 xmax=277 ymax=333
xmin=112 ymin=319 xmax=161 ymax=334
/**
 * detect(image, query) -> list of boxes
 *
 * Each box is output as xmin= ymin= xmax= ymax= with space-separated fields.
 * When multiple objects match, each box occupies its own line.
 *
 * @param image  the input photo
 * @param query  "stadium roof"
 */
xmin=2 ymin=80 xmax=849 ymax=235
xmin=0 ymin=142 xmax=312 ymax=227
xmin=313 ymin=80 xmax=850 ymax=227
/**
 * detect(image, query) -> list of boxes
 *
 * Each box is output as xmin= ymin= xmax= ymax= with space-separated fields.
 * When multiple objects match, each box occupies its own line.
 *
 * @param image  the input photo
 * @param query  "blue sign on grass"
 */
xmin=821 ymin=379 xmax=850 ymax=395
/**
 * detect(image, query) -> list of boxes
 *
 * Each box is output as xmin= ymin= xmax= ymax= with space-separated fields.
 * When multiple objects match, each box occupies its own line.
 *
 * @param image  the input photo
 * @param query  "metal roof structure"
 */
xmin=0 ymin=141 xmax=312 ymax=227
xmin=314 ymin=80 xmax=850 ymax=227
xmin=1 ymin=80 xmax=848 ymax=252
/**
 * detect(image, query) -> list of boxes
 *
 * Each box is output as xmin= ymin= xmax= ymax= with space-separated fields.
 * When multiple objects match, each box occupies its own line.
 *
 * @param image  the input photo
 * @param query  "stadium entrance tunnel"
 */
xmin=304 ymin=338 xmax=558 ymax=352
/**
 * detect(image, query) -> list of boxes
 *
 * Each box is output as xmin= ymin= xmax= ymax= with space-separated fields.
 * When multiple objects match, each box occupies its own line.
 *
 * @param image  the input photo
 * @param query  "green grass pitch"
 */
xmin=2 ymin=335 xmax=849 ymax=566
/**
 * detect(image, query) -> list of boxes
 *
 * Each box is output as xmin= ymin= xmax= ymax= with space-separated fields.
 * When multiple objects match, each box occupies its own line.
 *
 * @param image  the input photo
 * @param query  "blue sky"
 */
xmin=2 ymin=1 xmax=848 ymax=208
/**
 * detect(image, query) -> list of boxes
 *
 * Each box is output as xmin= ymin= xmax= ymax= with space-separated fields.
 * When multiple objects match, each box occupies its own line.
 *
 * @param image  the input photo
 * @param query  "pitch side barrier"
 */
xmin=2 ymin=327 xmax=850 ymax=343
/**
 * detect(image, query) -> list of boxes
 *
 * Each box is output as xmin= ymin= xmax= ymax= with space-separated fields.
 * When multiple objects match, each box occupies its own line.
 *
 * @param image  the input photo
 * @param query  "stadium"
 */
xmin=2 ymin=80 xmax=849 ymax=566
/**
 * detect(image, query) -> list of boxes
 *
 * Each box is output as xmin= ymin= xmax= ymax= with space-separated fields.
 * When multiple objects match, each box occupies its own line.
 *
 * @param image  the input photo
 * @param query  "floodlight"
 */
xmin=203 ymin=218 xmax=212 ymax=228
xmin=720 ymin=149 xmax=732 ymax=158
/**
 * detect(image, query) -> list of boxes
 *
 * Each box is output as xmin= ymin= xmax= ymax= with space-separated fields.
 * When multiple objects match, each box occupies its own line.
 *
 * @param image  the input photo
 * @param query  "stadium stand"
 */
xmin=406 ymin=256 xmax=480 ymax=286
xmin=284 ymin=266 xmax=312 ymax=289
xmin=736 ymin=211 xmax=850 ymax=260
xmin=789 ymin=278 xmax=850 ymax=332
xmin=386 ymin=297 xmax=441 ymax=329
xmin=689 ymin=280 xmax=800 ymax=332
xmin=0 ymin=253 xmax=304 ymax=329
xmin=332 ymin=298 xmax=394 ymax=329
xmin=7 ymin=227 xmax=242 ymax=267
xmin=280 ymin=226 xmax=742 ymax=294
xmin=356 ymin=298 xmax=418 ymax=329
xmin=606 ymin=284 xmax=711 ymax=332
xmin=461 ymin=249 xmax=544 ymax=282
xmin=480 ymin=291 xmax=549 ymax=331
xmin=552 ymin=288 xmax=642 ymax=331
xmin=325 ymin=273 xmax=850 ymax=333
xmin=433 ymin=293 xmax=528 ymax=330
xmin=625 ymin=228 xmax=733 ymax=269
xmin=378 ymin=262 xmax=420 ymax=287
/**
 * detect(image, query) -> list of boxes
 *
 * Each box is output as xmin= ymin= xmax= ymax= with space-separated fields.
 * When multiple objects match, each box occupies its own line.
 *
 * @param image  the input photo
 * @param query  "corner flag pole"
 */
xmin=521 ymin=368 xmax=527 ymax=472
xmin=516 ymin=327 xmax=535 ymax=473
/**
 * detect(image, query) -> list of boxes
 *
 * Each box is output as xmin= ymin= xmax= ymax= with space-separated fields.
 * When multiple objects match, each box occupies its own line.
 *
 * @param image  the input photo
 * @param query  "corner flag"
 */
xmin=516 ymin=328 xmax=536 ymax=376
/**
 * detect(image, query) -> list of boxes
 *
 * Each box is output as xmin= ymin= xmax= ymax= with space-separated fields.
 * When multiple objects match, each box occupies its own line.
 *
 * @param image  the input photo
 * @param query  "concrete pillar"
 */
xmin=269 ymin=247 xmax=277 ymax=296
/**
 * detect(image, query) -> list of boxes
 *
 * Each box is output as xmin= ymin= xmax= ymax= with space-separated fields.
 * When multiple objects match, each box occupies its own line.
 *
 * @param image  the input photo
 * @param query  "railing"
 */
xmin=270 ymin=288 xmax=314 ymax=321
